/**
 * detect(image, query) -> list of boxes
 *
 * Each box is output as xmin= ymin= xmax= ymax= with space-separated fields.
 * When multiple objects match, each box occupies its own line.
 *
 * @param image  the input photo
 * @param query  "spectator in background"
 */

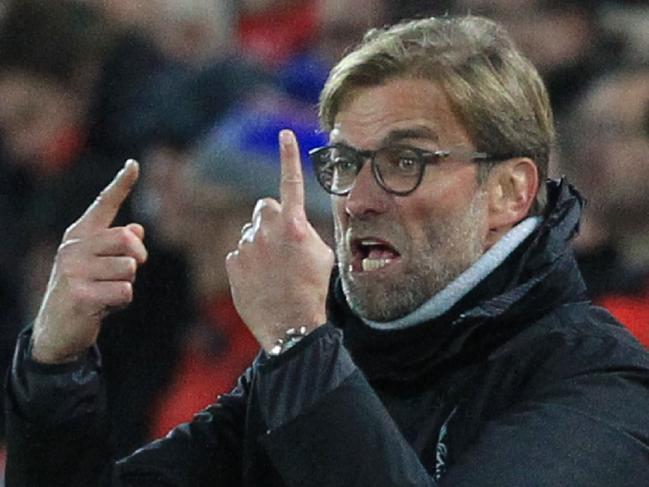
xmin=0 ymin=0 xmax=646 ymax=470
xmin=237 ymin=0 xmax=320 ymax=68
xmin=81 ymin=0 xmax=266 ymax=160
xmin=599 ymin=1 xmax=649 ymax=67
xmin=6 ymin=13 xmax=649 ymax=486
xmin=0 ymin=0 xmax=192 ymax=455
xmin=451 ymin=0 xmax=616 ymax=116
xmin=118 ymin=0 xmax=270 ymax=160
xmin=276 ymin=0 xmax=388 ymax=105
xmin=563 ymin=68 xmax=649 ymax=347
xmin=139 ymin=0 xmax=378 ymax=437
xmin=81 ymin=0 xmax=170 ymax=161
xmin=0 ymin=0 xmax=118 ymax=442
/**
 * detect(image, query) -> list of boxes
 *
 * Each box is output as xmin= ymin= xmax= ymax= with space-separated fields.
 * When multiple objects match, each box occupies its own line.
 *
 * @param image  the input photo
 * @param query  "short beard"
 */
xmin=338 ymin=191 xmax=486 ymax=322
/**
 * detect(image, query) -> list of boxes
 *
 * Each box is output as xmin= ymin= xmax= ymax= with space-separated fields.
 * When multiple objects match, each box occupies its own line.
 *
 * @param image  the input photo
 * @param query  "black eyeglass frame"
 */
xmin=308 ymin=143 xmax=504 ymax=196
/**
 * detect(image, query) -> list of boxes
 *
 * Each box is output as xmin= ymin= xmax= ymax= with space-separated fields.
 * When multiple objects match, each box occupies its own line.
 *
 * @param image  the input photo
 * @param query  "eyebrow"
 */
xmin=329 ymin=125 xmax=440 ymax=147
xmin=382 ymin=126 xmax=440 ymax=145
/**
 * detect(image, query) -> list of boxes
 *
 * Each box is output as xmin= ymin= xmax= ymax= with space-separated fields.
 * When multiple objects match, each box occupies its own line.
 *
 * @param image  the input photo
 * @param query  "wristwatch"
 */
xmin=267 ymin=326 xmax=309 ymax=357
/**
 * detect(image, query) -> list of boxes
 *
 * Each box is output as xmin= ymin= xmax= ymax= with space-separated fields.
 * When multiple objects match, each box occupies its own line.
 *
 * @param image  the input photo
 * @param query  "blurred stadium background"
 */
xmin=0 ymin=0 xmax=647 ymax=478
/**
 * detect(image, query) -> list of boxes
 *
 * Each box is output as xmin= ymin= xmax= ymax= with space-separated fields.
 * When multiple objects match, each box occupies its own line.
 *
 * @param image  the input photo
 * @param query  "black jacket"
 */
xmin=6 ymin=180 xmax=649 ymax=486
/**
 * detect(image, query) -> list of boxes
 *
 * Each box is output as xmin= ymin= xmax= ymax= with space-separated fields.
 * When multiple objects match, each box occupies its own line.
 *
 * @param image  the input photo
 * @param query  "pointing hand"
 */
xmin=226 ymin=130 xmax=334 ymax=352
xmin=31 ymin=160 xmax=148 ymax=364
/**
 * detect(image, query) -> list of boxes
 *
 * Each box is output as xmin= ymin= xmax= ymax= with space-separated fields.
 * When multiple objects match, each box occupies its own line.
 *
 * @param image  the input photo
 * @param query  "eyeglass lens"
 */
xmin=315 ymin=146 xmax=428 ymax=195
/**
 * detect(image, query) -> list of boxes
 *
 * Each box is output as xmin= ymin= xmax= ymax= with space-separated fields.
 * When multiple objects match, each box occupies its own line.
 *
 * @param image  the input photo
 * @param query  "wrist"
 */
xmin=266 ymin=326 xmax=310 ymax=357
xmin=261 ymin=318 xmax=326 ymax=355
xmin=30 ymin=333 xmax=81 ymax=365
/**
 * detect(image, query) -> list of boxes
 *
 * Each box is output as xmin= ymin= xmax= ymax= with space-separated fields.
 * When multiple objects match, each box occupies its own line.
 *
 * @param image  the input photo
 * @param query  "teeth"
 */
xmin=361 ymin=258 xmax=392 ymax=272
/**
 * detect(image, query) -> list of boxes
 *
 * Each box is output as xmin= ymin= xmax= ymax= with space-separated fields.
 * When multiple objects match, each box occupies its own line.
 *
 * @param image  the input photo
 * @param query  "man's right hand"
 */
xmin=31 ymin=159 xmax=148 ymax=364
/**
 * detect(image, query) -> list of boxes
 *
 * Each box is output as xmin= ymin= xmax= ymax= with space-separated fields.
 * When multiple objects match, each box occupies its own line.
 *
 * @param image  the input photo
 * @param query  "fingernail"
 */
xmin=279 ymin=129 xmax=293 ymax=147
xmin=125 ymin=159 xmax=137 ymax=169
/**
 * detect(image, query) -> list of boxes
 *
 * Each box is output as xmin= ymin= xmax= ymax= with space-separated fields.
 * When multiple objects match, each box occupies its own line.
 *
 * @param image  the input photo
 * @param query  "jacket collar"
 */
xmin=328 ymin=178 xmax=588 ymax=385
xmin=362 ymin=216 xmax=541 ymax=331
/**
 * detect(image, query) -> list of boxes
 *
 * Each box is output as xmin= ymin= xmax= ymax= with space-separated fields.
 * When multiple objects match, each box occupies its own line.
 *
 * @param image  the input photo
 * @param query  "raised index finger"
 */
xmin=71 ymin=159 xmax=140 ymax=235
xmin=279 ymin=129 xmax=305 ymax=218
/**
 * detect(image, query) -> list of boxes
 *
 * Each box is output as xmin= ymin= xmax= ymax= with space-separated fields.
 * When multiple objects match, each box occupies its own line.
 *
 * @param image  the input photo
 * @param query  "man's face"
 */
xmin=331 ymin=78 xmax=490 ymax=322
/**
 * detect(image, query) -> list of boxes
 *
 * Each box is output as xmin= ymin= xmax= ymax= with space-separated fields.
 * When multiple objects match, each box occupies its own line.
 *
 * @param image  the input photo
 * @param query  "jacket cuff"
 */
xmin=253 ymin=323 xmax=356 ymax=430
xmin=7 ymin=326 xmax=102 ymax=428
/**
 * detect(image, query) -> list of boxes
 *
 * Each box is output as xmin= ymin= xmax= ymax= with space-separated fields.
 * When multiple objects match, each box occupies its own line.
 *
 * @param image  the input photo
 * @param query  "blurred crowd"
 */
xmin=0 ymin=0 xmax=647 ymax=474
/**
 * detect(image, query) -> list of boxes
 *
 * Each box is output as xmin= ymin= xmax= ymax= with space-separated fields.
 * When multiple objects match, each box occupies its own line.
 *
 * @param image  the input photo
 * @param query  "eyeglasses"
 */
xmin=308 ymin=144 xmax=498 ymax=196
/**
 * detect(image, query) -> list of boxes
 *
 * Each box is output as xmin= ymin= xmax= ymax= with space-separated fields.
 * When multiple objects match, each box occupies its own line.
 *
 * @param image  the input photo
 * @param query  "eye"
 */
xmin=389 ymin=149 xmax=420 ymax=175
xmin=333 ymin=156 xmax=358 ymax=173
xmin=397 ymin=155 xmax=417 ymax=171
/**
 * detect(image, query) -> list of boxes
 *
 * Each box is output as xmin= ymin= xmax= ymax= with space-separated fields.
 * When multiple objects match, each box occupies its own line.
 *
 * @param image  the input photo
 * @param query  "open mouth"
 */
xmin=350 ymin=238 xmax=401 ymax=273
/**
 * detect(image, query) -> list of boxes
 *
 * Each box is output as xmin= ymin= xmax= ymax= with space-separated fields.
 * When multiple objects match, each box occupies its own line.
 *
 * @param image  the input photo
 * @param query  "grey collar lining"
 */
xmin=362 ymin=216 xmax=541 ymax=330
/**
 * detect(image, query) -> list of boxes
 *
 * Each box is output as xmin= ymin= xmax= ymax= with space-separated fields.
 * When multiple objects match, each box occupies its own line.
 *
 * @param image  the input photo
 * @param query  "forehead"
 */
xmin=330 ymin=78 xmax=473 ymax=147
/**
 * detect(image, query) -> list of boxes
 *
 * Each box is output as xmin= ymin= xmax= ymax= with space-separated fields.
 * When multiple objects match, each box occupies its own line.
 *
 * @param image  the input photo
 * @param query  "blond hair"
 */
xmin=319 ymin=15 xmax=553 ymax=213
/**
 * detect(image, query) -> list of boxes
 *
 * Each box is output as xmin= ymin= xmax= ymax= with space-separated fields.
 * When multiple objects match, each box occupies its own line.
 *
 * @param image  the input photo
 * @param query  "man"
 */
xmin=565 ymin=69 xmax=649 ymax=347
xmin=6 ymin=15 xmax=649 ymax=486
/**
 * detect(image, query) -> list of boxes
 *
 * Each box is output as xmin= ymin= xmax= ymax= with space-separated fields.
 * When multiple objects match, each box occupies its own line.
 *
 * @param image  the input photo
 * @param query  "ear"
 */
xmin=484 ymin=158 xmax=539 ymax=247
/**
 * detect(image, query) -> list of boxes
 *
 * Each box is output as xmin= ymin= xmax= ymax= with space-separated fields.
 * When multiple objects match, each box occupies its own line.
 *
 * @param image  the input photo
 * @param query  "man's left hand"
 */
xmin=226 ymin=129 xmax=335 ymax=352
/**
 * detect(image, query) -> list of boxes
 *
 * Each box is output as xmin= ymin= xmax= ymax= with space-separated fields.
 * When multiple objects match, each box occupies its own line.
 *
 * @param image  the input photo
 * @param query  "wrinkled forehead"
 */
xmin=329 ymin=78 xmax=473 ymax=149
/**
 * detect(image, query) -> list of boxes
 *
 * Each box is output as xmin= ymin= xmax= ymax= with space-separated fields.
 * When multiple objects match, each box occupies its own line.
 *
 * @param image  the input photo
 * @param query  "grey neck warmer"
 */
xmin=363 ymin=216 xmax=541 ymax=330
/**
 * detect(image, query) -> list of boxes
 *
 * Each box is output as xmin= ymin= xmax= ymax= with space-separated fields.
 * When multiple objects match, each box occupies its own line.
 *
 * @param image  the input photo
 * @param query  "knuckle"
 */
xmin=254 ymin=198 xmax=270 ymax=212
xmin=237 ymin=234 xmax=251 ymax=247
xmin=124 ymin=257 xmax=138 ymax=277
xmin=225 ymin=250 xmax=239 ymax=271
xmin=56 ymin=244 xmax=81 ymax=270
xmin=70 ymin=283 xmax=94 ymax=305
xmin=132 ymin=246 xmax=147 ymax=265
xmin=60 ymin=263 xmax=78 ymax=280
xmin=324 ymin=245 xmax=335 ymax=260
xmin=118 ymin=282 xmax=133 ymax=302
xmin=57 ymin=238 xmax=79 ymax=255
xmin=116 ymin=227 xmax=134 ymax=246
xmin=254 ymin=198 xmax=279 ymax=218
xmin=285 ymin=217 xmax=308 ymax=241
xmin=254 ymin=228 xmax=268 ymax=244
xmin=57 ymin=241 xmax=69 ymax=255
xmin=63 ymin=223 xmax=78 ymax=239
xmin=325 ymin=247 xmax=335 ymax=266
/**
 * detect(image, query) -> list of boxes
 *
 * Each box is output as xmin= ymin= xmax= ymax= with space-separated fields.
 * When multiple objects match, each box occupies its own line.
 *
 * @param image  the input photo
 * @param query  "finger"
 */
xmin=225 ymin=249 xmax=239 ymax=267
xmin=239 ymin=228 xmax=255 ymax=245
xmin=252 ymin=198 xmax=280 ymax=228
xmin=71 ymin=159 xmax=140 ymax=236
xmin=87 ymin=256 xmax=138 ymax=282
xmin=278 ymin=130 xmax=305 ymax=219
xmin=86 ymin=227 xmax=148 ymax=263
xmin=240 ymin=222 xmax=253 ymax=237
xmin=93 ymin=281 xmax=134 ymax=309
xmin=126 ymin=223 xmax=145 ymax=241
xmin=225 ymin=251 xmax=240 ymax=288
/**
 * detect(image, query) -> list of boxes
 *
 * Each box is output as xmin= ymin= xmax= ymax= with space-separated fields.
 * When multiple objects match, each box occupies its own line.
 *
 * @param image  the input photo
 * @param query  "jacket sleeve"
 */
xmin=4 ymin=327 xmax=250 ymax=487
xmin=5 ymin=328 xmax=113 ymax=486
xmin=247 ymin=323 xmax=649 ymax=487
xmin=253 ymin=324 xmax=438 ymax=487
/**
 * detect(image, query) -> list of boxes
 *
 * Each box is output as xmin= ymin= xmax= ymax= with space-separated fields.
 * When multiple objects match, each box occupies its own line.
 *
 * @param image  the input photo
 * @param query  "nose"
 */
xmin=343 ymin=162 xmax=389 ymax=218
